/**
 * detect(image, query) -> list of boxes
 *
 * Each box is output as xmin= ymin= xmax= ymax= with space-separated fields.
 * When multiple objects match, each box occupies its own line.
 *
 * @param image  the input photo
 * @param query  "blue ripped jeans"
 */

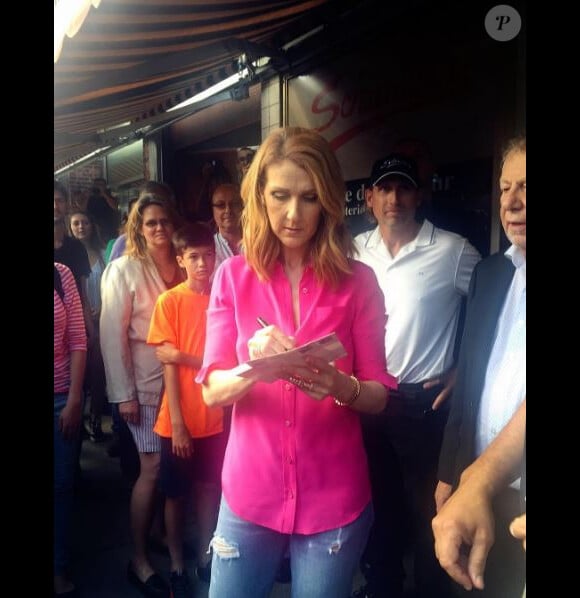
xmin=208 ymin=496 xmax=373 ymax=598
xmin=54 ymin=393 xmax=77 ymax=576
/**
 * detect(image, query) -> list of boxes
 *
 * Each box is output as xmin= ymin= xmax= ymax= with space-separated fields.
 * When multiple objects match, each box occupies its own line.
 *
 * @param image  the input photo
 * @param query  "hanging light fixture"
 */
xmin=54 ymin=0 xmax=101 ymax=63
xmin=167 ymin=55 xmax=269 ymax=113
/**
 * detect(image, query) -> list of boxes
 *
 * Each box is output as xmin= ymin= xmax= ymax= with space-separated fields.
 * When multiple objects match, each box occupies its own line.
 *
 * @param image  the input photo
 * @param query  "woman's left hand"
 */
xmin=285 ymin=356 xmax=349 ymax=401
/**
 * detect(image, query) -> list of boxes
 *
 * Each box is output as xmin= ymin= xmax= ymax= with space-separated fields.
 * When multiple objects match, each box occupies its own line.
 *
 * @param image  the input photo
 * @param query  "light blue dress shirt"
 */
xmin=475 ymin=245 xmax=526 ymax=476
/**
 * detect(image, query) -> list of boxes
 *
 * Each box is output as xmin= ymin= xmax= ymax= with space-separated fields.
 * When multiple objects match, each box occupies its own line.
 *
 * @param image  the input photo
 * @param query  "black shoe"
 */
xmin=127 ymin=562 xmax=169 ymax=597
xmin=275 ymin=557 xmax=291 ymax=584
xmin=169 ymin=571 xmax=194 ymax=598
xmin=195 ymin=562 xmax=212 ymax=584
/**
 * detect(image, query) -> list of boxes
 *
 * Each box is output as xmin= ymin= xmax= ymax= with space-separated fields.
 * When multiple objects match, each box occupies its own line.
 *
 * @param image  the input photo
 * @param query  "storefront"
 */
xmin=161 ymin=1 xmax=525 ymax=255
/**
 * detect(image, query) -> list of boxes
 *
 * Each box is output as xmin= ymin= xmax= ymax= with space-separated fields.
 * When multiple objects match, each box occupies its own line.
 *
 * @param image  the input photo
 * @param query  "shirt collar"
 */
xmin=271 ymin=259 xmax=314 ymax=279
xmin=505 ymin=244 xmax=526 ymax=270
xmin=414 ymin=219 xmax=436 ymax=247
xmin=366 ymin=218 xmax=434 ymax=249
xmin=365 ymin=226 xmax=383 ymax=248
xmin=215 ymin=232 xmax=230 ymax=248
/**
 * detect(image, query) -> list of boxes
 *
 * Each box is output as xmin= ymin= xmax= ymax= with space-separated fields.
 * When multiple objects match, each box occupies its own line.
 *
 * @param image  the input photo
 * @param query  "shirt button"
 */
xmin=288 ymin=457 xmax=294 ymax=464
xmin=285 ymin=420 xmax=292 ymax=427
xmin=285 ymin=383 xmax=292 ymax=391
xmin=289 ymin=490 xmax=294 ymax=498
xmin=302 ymin=287 xmax=308 ymax=294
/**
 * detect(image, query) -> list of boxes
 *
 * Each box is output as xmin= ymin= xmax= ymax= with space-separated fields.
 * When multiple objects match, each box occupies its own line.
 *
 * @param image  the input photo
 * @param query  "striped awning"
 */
xmin=54 ymin=0 xmax=337 ymax=171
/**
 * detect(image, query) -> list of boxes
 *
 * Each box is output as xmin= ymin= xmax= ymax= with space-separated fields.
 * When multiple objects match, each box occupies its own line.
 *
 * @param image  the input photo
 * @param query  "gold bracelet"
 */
xmin=334 ymin=375 xmax=361 ymax=407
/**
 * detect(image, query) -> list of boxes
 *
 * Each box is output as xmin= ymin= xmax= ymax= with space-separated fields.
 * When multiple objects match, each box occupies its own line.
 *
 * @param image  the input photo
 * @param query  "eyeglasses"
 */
xmin=144 ymin=218 xmax=171 ymax=228
xmin=212 ymin=202 xmax=242 ymax=211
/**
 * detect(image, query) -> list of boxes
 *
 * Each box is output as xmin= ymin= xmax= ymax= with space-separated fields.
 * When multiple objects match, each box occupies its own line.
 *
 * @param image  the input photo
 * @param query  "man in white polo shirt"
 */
xmin=353 ymin=153 xmax=481 ymax=598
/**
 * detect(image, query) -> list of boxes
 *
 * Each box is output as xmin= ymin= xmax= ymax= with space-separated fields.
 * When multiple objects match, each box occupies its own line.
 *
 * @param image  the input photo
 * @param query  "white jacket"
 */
xmin=100 ymin=255 xmax=168 ymax=405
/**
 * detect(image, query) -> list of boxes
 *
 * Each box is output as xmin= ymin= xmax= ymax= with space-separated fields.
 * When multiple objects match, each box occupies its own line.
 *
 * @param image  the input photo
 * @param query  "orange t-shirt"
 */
xmin=147 ymin=282 xmax=223 ymax=438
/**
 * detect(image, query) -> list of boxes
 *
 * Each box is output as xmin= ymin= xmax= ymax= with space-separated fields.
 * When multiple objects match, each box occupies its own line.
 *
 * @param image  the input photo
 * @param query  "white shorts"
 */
xmin=126 ymin=404 xmax=161 ymax=453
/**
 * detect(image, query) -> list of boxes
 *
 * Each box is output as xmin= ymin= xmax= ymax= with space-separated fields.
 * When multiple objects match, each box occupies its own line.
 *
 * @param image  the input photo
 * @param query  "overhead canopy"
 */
xmin=54 ymin=0 xmax=503 ymax=174
xmin=54 ymin=0 xmax=346 ymax=172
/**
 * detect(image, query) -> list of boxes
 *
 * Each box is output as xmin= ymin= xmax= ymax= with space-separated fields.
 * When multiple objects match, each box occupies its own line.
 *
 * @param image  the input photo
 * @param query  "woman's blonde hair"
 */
xmin=125 ymin=192 xmax=182 ymax=260
xmin=240 ymin=127 xmax=354 ymax=288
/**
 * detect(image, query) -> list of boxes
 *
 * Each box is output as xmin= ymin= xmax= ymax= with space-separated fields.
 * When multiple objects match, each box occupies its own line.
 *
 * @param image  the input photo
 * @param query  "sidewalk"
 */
xmin=72 ymin=416 xmax=366 ymax=597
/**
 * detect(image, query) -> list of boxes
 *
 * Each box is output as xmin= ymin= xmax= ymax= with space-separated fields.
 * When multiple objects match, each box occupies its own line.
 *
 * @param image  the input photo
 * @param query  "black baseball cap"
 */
xmin=369 ymin=153 xmax=420 ymax=188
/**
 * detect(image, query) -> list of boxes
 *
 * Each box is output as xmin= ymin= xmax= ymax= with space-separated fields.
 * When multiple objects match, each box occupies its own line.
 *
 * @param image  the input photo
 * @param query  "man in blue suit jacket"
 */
xmin=436 ymin=135 xmax=526 ymax=597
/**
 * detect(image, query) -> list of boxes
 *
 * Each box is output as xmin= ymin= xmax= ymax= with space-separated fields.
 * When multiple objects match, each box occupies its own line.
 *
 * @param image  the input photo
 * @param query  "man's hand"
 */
xmin=424 ymin=368 xmax=457 ymax=410
xmin=509 ymin=513 xmax=526 ymax=552
xmin=432 ymin=483 xmax=495 ymax=591
xmin=435 ymin=480 xmax=453 ymax=513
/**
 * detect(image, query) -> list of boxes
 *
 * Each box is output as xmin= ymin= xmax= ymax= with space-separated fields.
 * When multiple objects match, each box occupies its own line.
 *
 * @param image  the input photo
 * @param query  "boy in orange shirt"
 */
xmin=147 ymin=222 xmax=225 ymax=596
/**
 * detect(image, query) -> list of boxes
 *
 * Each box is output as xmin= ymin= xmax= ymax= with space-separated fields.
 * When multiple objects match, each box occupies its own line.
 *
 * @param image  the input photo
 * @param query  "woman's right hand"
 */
xmin=119 ymin=399 xmax=140 ymax=425
xmin=247 ymin=325 xmax=295 ymax=360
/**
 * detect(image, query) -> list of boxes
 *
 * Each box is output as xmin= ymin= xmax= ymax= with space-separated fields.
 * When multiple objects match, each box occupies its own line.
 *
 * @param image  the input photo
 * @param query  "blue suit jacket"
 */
xmin=437 ymin=251 xmax=516 ymax=487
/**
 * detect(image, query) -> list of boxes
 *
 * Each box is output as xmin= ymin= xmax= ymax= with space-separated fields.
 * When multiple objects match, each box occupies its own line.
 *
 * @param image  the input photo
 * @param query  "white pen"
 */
xmin=256 ymin=316 xmax=302 ymax=385
xmin=256 ymin=316 xmax=290 ymax=352
xmin=256 ymin=316 xmax=269 ymax=328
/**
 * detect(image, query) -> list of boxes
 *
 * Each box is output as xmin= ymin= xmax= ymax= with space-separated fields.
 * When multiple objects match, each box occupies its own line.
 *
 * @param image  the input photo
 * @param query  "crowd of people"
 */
xmin=54 ymin=131 xmax=526 ymax=598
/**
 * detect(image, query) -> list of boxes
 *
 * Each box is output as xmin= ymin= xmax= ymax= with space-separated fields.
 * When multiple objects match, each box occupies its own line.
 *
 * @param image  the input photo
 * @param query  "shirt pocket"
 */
xmin=311 ymin=305 xmax=350 ymax=338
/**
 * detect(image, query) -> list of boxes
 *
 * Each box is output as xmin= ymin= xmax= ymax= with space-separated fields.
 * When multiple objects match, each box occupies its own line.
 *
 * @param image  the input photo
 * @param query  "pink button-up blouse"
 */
xmin=197 ymin=256 xmax=396 ymax=534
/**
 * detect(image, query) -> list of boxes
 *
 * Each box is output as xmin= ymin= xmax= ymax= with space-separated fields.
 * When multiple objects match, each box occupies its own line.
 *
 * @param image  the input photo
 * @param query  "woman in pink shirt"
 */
xmin=54 ymin=262 xmax=87 ymax=596
xmin=196 ymin=127 xmax=395 ymax=597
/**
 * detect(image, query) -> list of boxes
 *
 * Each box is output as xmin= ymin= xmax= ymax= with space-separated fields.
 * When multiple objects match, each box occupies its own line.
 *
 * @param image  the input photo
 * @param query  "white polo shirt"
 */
xmin=354 ymin=219 xmax=481 ymax=383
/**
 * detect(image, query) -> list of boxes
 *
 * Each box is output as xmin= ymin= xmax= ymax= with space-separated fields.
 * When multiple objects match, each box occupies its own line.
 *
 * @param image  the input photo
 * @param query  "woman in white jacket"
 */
xmin=100 ymin=192 xmax=182 ymax=596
